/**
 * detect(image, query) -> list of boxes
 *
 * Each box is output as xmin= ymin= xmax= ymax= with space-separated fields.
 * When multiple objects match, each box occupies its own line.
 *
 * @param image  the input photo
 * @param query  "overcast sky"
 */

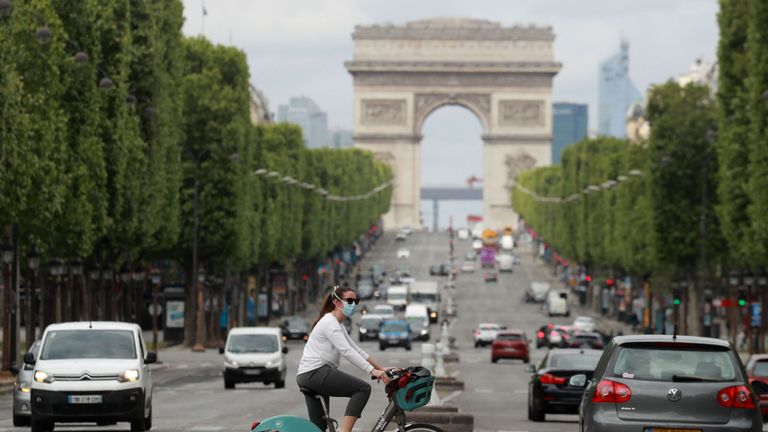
xmin=182 ymin=0 xmax=720 ymax=227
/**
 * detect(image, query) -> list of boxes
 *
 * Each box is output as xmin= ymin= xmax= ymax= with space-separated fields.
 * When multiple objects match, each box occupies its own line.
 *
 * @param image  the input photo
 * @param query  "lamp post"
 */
xmin=150 ymin=269 xmax=161 ymax=355
xmin=193 ymin=266 xmax=206 ymax=351
xmin=26 ymin=245 xmax=39 ymax=346
xmin=70 ymin=260 xmax=83 ymax=321
xmin=119 ymin=265 xmax=132 ymax=322
xmin=1 ymin=240 xmax=14 ymax=373
xmin=87 ymin=262 xmax=100 ymax=320
xmin=134 ymin=266 xmax=144 ymax=325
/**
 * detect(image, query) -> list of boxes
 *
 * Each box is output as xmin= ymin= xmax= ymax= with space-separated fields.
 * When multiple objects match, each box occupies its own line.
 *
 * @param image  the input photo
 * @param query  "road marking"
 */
xmin=189 ymin=427 xmax=224 ymax=431
xmin=475 ymin=388 xmax=493 ymax=393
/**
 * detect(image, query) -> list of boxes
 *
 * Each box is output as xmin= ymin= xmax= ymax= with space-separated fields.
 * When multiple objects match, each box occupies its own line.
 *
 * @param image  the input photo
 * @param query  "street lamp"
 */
xmin=27 ymin=245 xmax=40 ymax=342
xmin=1 ymin=242 xmax=13 ymax=265
xmin=193 ymin=265 xmax=206 ymax=351
xmin=0 ymin=0 xmax=11 ymax=14
xmin=99 ymin=76 xmax=114 ymax=91
xmin=150 ymin=269 xmax=161 ymax=354
xmin=34 ymin=26 xmax=52 ymax=44
xmin=27 ymin=245 xmax=39 ymax=271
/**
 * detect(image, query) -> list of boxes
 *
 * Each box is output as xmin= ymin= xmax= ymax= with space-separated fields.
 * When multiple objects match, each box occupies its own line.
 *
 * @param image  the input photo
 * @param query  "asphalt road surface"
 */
xmin=2 ymin=231 xmax=765 ymax=432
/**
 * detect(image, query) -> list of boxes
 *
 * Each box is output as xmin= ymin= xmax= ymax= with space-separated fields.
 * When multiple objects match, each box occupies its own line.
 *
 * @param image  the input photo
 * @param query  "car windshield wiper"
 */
xmin=672 ymin=375 xmax=720 ymax=382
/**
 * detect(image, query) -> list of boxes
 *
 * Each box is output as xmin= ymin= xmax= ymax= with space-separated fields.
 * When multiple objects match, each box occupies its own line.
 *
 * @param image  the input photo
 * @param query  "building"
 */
xmin=277 ymin=96 xmax=328 ymax=148
xmin=552 ymin=103 xmax=588 ymax=164
xmin=249 ymin=84 xmax=273 ymax=125
xmin=598 ymin=40 xmax=643 ymax=138
xmin=330 ymin=129 xmax=353 ymax=148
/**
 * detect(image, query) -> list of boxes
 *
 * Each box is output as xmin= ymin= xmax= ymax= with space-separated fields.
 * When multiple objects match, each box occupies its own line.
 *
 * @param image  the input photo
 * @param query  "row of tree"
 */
xmin=0 ymin=0 xmax=392 ymax=341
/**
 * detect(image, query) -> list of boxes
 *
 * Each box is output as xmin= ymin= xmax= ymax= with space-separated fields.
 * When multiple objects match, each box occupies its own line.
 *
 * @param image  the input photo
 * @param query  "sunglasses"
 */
xmin=339 ymin=297 xmax=360 ymax=305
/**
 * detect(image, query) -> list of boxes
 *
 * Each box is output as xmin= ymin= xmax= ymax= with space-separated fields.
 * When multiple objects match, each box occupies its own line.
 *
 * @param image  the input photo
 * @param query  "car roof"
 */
xmin=478 ymin=323 xmax=501 ymax=327
xmin=229 ymin=326 xmax=282 ymax=336
xmin=44 ymin=321 xmax=140 ymax=331
xmin=612 ymin=334 xmax=732 ymax=348
xmin=549 ymin=348 xmax=603 ymax=355
xmin=497 ymin=329 xmax=524 ymax=335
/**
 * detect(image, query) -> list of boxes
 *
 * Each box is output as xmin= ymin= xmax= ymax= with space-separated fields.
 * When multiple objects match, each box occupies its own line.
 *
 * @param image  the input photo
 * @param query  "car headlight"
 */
xmin=225 ymin=356 xmax=239 ymax=368
xmin=360 ymin=328 xmax=367 ymax=333
xmin=266 ymin=359 xmax=282 ymax=369
xmin=420 ymin=329 xmax=428 ymax=335
xmin=34 ymin=371 xmax=54 ymax=384
xmin=19 ymin=381 xmax=31 ymax=392
xmin=430 ymin=311 xmax=438 ymax=318
xmin=118 ymin=369 xmax=140 ymax=383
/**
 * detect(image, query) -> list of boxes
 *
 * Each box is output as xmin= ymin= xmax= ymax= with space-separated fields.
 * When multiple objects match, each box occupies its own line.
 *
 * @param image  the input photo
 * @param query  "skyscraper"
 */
xmin=277 ymin=96 xmax=328 ymax=148
xmin=598 ymin=40 xmax=642 ymax=138
xmin=552 ymin=103 xmax=588 ymax=164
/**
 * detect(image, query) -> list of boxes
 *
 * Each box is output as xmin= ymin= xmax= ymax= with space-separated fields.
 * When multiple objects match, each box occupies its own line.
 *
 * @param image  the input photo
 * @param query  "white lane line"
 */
xmin=474 ymin=388 xmax=493 ymax=393
xmin=189 ymin=427 xmax=224 ymax=431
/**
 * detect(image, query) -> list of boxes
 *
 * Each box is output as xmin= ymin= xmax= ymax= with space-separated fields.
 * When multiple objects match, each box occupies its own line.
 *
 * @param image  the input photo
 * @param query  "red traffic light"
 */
xmin=606 ymin=278 xmax=615 ymax=286
xmin=585 ymin=275 xmax=592 ymax=282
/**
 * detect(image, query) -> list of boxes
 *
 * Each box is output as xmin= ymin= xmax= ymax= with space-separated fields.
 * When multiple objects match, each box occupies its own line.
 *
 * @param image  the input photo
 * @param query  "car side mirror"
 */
xmin=219 ymin=347 xmax=225 ymax=355
xmin=524 ymin=364 xmax=536 ymax=373
xmin=751 ymin=380 xmax=768 ymax=396
xmin=569 ymin=374 xmax=588 ymax=387
xmin=145 ymin=352 xmax=157 ymax=365
xmin=23 ymin=352 xmax=35 ymax=365
xmin=282 ymin=346 xmax=288 ymax=354
xmin=9 ymin=365 xmax=19 ymax=376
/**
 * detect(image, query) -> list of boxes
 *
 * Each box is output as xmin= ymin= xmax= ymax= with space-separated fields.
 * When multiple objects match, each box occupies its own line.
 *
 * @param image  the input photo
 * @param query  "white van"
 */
xmin=497 ymin=254 xmax=514 ymax=272
xmin=405 ymin=305 xmax=430 ymax=341
xmin=500 ymin=235 xmax=515 ymax=250
xmin=387 ymin=285 xmax=409 ymax=311
xmin=457 ymin=228 xmax=470 ymax=240
xmin=220 ymin=327 xmax=288 ymax=389
xmin=28 ymin=322 xmax=155 ymax=432
xmin=545 ymin=290 xmax=570 ymax=317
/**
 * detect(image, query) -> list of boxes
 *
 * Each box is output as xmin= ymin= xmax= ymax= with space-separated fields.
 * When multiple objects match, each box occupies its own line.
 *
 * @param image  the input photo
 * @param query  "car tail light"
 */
xmin=250 ymin=420 xmax=261 ymax=430
xmin=540 ymin=373 xmax=567 ymax=385
xmin=592 ymin=379 xmax=631 ymax=403
xmin=717 ymin=385 xmax=756 ymax=409
xmin=550 ymin=331 xmax=559 ymax=337
xmin=537 ymin=331 xmax=545 ymax=338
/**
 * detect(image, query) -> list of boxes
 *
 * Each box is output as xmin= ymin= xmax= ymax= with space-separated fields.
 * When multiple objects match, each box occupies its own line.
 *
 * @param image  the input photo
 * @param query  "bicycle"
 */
xmin=251 ymin=366 xmax=444 ymax=432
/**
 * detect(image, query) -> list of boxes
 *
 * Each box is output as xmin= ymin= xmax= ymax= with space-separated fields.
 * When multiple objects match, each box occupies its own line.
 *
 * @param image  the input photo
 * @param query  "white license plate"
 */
xmin=68 ymin=395 xmax=102 ymax=404
xmin=244 ymin=369 xmax=262 ymax=375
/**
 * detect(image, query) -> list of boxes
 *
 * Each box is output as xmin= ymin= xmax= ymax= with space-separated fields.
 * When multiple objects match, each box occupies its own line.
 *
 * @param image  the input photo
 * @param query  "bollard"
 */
xmin=446 ymin=297 xmax=455 ymax=317
xmin=435 ymin=340 xmax=446 ymax=377
xmin=441 ymin=321 xmax=451 ymax=355
xmin=421 ymin=343 xmax=436 ymax=374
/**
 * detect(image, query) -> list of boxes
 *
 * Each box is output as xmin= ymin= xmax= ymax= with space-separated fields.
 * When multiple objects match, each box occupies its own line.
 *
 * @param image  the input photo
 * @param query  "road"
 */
xmin=1 ymin=231 xmax=755 ymax=432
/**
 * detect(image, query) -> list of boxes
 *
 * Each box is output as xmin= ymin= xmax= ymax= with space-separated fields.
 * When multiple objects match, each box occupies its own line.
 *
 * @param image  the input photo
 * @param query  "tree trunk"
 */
xmin=687 ymin=272 xmax=702 ymax=336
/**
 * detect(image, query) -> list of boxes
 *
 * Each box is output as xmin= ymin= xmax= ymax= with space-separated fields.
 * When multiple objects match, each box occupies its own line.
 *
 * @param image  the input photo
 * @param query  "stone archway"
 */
xmin=346 ymin=18 xmax=560 ymax=229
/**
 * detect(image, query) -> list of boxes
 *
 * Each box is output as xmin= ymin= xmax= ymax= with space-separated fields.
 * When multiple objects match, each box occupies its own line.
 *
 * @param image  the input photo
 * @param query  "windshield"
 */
xmin=287 ymin=319 xmax=308 ymax=328
xmin=382 ymin=323 xmax=408 ymax=333
xmin=362 ymin=318 xmax=382 ymax=329
xmin=388 ymin=292 xmax=406 ymax=300
xmin=753 ymin=360 xmax=768 ymax=377
xmin=228 ymin=334 xmax=279 ymax=354
xmin=411 ymin=293 xmax=438 ymax=303
xmin=374 ymin=306 xmax=393 ymax=314
xmin=611 ymin=345 xmax=738 ymax=382
xmin=547 ymin=353 xmax=600 ymax=370
xmin=41 ymin=330 xmax=136 ymax=360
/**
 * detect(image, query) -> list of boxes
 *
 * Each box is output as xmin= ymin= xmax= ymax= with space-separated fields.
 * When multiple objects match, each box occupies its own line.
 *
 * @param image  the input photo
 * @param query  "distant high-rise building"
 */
xmin=330 ymin=129 xmax=353 ymax=148
xmin=552 ymin=103 xmax=588 ymax=164
xmin=598 ymin=40 xmax=642 ymax=138
xmin=277 ymin=96 xmax=328 ymax=148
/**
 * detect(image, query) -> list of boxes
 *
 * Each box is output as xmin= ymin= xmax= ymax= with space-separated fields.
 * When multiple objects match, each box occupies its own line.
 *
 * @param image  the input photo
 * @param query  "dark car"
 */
xmin=280 ymin=317 xmax=310 ymax=342
xmin=745 ymin=354 xmax=768 ymax=421
xmin=429 ymin=265 xmax=442 ymax=276
xmin=483 ymin=271 xmax=498 ymax=282
xmin=378 ymin=320 xmax=412 ymax=351
xmin=575 ymin=335 xmax=764 ymax=432
xmin=357 ymin=279 xmax=375 ymax=300
xmin=390 ymin=269 xmax=411 ymax=285
xmin=358 ymin=315 xmax=383 ymax=342
xmin=568 ymin=331 xmax=604 ymax=349
xmin=407 ymin=318 xmax=430 ymax=342
xmin=526 ymin=348 xmax=602 ymax=422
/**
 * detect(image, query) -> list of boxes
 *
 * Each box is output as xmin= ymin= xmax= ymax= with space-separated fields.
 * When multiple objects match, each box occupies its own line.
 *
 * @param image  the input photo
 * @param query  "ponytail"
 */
xmin=312 ymin=285 xmax=356 ymax=328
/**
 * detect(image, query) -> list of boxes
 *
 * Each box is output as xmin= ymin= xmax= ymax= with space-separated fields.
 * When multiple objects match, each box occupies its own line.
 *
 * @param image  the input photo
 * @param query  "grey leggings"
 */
xmin=296 ymin=365 xmax=371 ymax=430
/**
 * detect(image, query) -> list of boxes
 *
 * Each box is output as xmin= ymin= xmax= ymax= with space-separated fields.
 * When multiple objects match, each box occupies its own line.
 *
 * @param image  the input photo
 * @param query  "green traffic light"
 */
xmin=739 ymin=299 xmax=747 ymax=307
xmin=673 ymin=298 xmax=681 ymax=306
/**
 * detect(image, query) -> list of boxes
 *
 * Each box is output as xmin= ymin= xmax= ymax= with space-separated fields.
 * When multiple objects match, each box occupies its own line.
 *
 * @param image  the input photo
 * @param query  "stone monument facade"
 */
xmin=346 ymin=18 xmax=560 ymax=229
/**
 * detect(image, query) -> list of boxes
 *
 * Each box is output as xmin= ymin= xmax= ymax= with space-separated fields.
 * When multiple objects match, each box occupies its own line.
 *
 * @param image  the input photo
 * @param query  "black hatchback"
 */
xmin=526 ymin=348 xmax=602 ymax=422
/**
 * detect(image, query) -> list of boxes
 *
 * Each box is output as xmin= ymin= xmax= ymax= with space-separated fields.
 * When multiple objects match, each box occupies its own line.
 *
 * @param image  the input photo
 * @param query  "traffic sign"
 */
xmin=751 ymin=302 xmax=761 ymax=327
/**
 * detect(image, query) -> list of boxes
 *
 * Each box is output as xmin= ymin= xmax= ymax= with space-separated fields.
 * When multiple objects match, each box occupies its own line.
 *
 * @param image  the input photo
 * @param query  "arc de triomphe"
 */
xmin=346 ymin=18 xmax=560 ymax=230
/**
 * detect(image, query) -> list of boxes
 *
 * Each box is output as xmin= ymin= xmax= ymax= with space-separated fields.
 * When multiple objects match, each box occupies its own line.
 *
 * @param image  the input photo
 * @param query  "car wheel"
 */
xmin=13 ymin=413 xmax=30 ymax=427
xmin=379 ymin=344 xmax=386 ymax=351
xmin=406 ymin=344 xmax=412 ymax=351
xmin=224 ymin=379 xmax=235 ymax=389
xmin=130 ymin=396 xmax=147 ymax=431
xmin=528 ymin=394 xmax=546 ymax=422
xmin=275 ymin=378 xmax=286 ymax=389
xmin=144 ymin=405 xmax=153 ymax=431
xmin=31 ymin=416 xmax=53 ymax=432
xmin=359 ymin=336 xmax=364 ymax=342
xmin=474 ymin=341 xmax=479 ymax=348
xmin=491 ymin=357 xmax=498 ymax=363
xmin=524 ymin=357 xmax=530 ymax=364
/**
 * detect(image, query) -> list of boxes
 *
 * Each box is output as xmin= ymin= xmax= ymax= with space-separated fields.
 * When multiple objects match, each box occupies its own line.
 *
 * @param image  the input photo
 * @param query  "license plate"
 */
xmin=646 ymin=429 xmax=702 ymax=432
xmin=244 ymin=369 xmax=262 ymax=375
xmin=68 ymin=395 xmax=102 ymax=404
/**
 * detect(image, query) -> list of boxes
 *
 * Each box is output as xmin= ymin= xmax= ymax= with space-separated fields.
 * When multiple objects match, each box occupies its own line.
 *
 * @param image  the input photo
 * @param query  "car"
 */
xmin=472 ymin=239 xmax=483 ymax=250
xmin=389 ymin=269 xmax=412 ymax=285
xmin=358 ymin=314 xmax=383 ymax=342
xmin=280 ymin=317 xmax=310 ymax=342
xmin=370 ymin=264 xmax=386 ymax=286
xmin=474 ymin=323 xmax=504 ymax=348
xmin=372 ymin=304 xmax=395 ymax=320
xmin=221 ymin=327 xmax=287 ymax=389
xmin=409 ymin=320 xmax=430 ymax=341
xmin=28 ymin=322 xmax=156 ymax=432
xmin=491 ymin=330 xmax=530 ymax=364
xmin=572 ymin=315 xmax=597 ymax=332
xmin=574 ymin=334 xmax=764 ymax=431
xmin=526 ymin=348 xmax=602 ymax=422
xmin=497 ymin=254 xmax=514 ymax=272
xmin=439 ymin=263 xmax=453 ymax=276
xmin=461 ymin=262 xmax=475 ymax=273
xmin=378 ymin=320 xmax=412 ymax=351
xmin=500 ymin=234 xmax=515 ymax=250
xmin=568 ymin=331 xmax=604 ymax=349
xmin=511 ymin=255 xmax=522 ymax=265
xmin=400 ymin=225 xmax=413 ymax=236
xmin=465 ymin=250 xmax=477 ymax=261
xmin=524 ymin=281 xmax=550 ymax=303
xmin=356 ymin=279 xmax=375 ymax=300
xmin=483 ymin=271 xmax=498 ymax=282
xmin=11 ymin=340 xmax=40 ymax=427
xmin=395 ymin=231 xmax=408 ymax=241
xmin=397 ymin=248 xmax=410 ymax=259
xmin=405 ymin=305 xmax=431 ymax=341
xmin=374 ymin=284 xmax=388 ymax=300
xmin=536 ymin=324 xmax=570 ymax=349
xmin=545 ymin=290 xmax=570 ymax=317
xmin=457 ymin=228 xmax=470 ymax=240
xmin=745 ymin=354 xmax=768 ymax=421
xmin=429 ymin=264 xmax=442 ymax=276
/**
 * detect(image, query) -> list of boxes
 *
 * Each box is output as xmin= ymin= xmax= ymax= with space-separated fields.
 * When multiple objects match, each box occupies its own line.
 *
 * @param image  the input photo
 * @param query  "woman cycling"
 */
xmin=297 ymin=285 xmax=390 ymax=432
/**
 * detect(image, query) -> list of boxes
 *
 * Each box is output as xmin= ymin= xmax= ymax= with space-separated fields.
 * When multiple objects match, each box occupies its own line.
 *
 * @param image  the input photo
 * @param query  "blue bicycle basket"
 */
xmin=393 ymin=368 xmax=434 ymax=411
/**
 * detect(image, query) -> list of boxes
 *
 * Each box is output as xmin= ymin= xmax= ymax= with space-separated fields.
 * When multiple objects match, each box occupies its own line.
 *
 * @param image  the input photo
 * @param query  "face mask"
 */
xmin=341 ymin=302 xmax=357 ymax=318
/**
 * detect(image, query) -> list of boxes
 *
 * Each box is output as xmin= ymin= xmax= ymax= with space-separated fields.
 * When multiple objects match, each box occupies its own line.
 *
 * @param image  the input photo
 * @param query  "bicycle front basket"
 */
xmin=394 ymin=375 xmax=435 ymax=411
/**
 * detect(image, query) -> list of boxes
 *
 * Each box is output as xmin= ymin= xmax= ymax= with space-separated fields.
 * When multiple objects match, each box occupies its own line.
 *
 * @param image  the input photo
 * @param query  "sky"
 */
xmin=182 ymin=0 xmax=720 ymax=228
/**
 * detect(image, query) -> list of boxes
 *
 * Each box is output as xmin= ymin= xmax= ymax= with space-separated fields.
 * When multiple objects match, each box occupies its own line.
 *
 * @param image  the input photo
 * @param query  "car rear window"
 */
xmin=383 ymin=323 xmax=408 ymax=332
xmin=41 ymin=330 xmax=136 ymax=360
xmin=753 ymin=360 xmax=768 ymax=377
xmin=548 ymin=353 xmax=600 ymax=370
xmin=480 ymin=324 xmax=499 ymax=330
xmin=610 ymin=344 xmax=738 ymax=382
xmin=497 ymin=333 xmax=523 ymax=341
xmin=228 ymin=334 xmax=278 ymax=354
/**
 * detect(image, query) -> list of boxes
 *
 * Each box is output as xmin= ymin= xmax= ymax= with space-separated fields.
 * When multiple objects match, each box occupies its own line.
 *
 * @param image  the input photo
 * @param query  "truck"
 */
xmin=387 ymin=285 xmax=409 ymax=311
xmin=409 ymin=281 xmax=441 ymax=323
xmin=480 ymin=246 xmax=496 ymax=268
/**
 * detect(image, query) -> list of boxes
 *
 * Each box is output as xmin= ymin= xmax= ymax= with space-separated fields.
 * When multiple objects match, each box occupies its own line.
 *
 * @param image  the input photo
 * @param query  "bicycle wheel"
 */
xmin=403 ymin=424 xmax=444 ymax=432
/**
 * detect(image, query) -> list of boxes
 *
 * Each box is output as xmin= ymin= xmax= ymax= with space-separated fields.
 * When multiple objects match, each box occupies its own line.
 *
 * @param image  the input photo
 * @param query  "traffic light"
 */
xmin=673 ymin=290 xmax=681 ymax=306
xmin=738 ymin=290 xmax=747 ymax=307
xmin=605 ymin=278 xmax=614 ymax=287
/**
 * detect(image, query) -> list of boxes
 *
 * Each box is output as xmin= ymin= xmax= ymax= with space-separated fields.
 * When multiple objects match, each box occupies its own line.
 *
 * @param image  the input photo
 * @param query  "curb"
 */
xmin=435 ymin=376 xmax=465 ymax=391
xmin=408 ymin=409 xmax=473 ymax=432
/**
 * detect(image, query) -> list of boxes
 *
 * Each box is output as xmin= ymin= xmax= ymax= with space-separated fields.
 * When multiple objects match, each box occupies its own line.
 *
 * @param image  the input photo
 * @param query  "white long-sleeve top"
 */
xmin=297 ymin=313 xmax=373 ymax=376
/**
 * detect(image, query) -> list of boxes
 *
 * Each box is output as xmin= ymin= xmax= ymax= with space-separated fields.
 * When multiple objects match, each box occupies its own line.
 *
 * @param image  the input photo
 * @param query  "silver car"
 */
xmin=574 ymin=335 xmax=764 ymax=431
xmin=11 ymin=341 xmax=40 ymax=426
